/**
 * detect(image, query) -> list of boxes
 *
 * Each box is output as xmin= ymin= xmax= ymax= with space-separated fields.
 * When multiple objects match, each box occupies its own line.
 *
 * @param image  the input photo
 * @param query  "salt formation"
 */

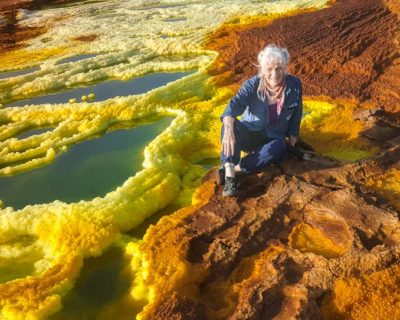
xmin=0 ymin=0 xmax=336 ymax=319
xmin=125 ymin=0 xmax=400 ymax=319
xmin=1 ymin=0 xmax=399 ymax=318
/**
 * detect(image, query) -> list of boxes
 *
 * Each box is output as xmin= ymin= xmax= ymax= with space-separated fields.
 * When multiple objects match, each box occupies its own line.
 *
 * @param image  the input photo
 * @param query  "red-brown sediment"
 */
xmin=0 ymin=0 xmax=81 ymax=12
xmin=0 ymin=0 xmax=78 ymax=51
xmin=0 ymin=1 xmax=33 ymax=13
xmin=71 ymin=34 xmax=98 ymax=42
xmin=0 ymin=0 xmax=399 ymax=318
xmin=140 ymin=1 xmax=400 ymax=319
xmin=144 ymin=147 xmax=400 ymax=320
xmin=206 ymin=0 xmax=400 ymax=113
xmin=0 ymin=5 xmax=45 ymax=51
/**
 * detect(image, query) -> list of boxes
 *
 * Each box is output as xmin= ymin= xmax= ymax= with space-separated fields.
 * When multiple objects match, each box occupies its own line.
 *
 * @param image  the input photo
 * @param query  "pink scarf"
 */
xmin=258 ymin=77 xmax=286 ymax=115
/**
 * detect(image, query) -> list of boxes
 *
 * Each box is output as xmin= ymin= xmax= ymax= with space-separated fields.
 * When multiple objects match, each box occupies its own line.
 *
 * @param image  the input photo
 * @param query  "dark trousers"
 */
xmin=221 ymin=120 xmax=287 ymax=173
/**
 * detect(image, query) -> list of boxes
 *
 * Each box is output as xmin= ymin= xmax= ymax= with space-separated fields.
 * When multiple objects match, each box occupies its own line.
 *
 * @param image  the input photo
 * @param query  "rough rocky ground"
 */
xmin=143 ymin=146 xmax=400 ymax=319
xmin=208 ymin=0 xmax=400 ymax=115
xmin=141 ymin=0 xmax=400 ymax=319
xmin=0 ymin=0 xmax=77 ymax=51
xmin=1 ymin=0 xmax=399 ymax=319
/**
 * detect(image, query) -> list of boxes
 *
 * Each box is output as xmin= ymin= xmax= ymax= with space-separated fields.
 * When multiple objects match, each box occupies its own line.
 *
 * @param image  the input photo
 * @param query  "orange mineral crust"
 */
xmin=0 ymin=256 xmax=83 ymax=319
xmin=206 ymin=0 xmax=400 ymax=113
xmin=133 ymin=2 xmax=400 ymax=315
xmin=321 ymin=263 xmax=400 ymax=320
xmin=135 ymin=147 xmax=400 ymax=320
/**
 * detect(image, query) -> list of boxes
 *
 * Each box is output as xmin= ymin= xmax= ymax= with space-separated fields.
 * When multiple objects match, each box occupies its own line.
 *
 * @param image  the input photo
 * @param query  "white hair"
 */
xmin=257 ymin=44 xmax=290 ymax=77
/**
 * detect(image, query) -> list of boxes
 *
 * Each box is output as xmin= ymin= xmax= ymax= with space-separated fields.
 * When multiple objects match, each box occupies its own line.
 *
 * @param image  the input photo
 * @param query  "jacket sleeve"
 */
xmin=287 ymin=79 xmax=303 ymax=137
xmin=220 ymin=78 xmax=253 ymax=121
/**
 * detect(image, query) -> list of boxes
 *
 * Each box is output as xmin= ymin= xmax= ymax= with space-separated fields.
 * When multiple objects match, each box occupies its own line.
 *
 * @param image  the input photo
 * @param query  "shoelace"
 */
xmin=225 ymin=178 xmax=237 ymax=189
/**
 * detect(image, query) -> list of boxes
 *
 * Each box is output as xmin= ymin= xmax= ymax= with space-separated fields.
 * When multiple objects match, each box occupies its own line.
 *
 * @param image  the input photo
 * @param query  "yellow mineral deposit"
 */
xmin=127 ymin=179 xmax=215 ymax=320
xmin=367 ymin=168 xmax=400 ymax=210
xmin=289 ymin=222 xmax=351 ymax=259
xmin=301 ymin=99 xmax=376 ymax=162
xmin=0 ymin=47 xmax=69 ymax=72
xmin=1 ymin=0 xmax=374 ymax=318
xmin=289 ymin=206 xmax=353 ymax=259
xmin=321 ymin=263 xmax=400 ymax=320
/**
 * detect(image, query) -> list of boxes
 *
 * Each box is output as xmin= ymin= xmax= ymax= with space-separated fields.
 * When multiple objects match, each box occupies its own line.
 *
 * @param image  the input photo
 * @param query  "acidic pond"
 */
xmin=6 ymin=71 xmax=192 ymax=107
xmin=0 ymin=71 xmax=191 ymax=209
xmin=0 ymin=117 xmax=172 ymax=209
xmin=0 ymin=66 xmax=40 ymax=80
xmin=56 ymin=54 xmax=98 ymax=65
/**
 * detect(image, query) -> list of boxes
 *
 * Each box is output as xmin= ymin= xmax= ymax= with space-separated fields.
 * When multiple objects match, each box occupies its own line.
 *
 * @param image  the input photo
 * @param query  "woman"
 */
xmin=219 ymin=44 xmax=303 ymax=197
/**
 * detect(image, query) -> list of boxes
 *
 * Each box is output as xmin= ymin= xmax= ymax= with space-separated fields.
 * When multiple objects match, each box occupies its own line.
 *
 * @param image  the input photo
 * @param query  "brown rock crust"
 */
xmin=150 ymin=147 xmax=400 ymax=320
xmin=146 ymin=1 xmax=400 ymax=318
xmin=0 ymin=0 xmax=78 ymax=51
xmin=207 ymin=0 xmax=400 ymax=114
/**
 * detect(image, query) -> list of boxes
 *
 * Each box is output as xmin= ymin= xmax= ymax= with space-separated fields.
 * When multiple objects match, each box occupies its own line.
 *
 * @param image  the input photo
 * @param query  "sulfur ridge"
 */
xmin=1 ymin=0 xmax=399 ymax=319
xmin=0 ymin=0 xmax=338 ymax=319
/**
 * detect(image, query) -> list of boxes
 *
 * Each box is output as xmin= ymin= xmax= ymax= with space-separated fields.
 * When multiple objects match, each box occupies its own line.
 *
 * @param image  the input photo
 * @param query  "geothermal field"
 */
xmin=0 ymin=0 xmax=399 ymax=319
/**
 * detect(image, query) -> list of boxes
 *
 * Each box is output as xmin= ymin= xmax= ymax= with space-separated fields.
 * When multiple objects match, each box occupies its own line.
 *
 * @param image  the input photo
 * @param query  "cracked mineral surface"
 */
xmin=132 ymin=0 xmax=400 ymax=319
xmin=0 ymin=0 xmax=399 ymax=319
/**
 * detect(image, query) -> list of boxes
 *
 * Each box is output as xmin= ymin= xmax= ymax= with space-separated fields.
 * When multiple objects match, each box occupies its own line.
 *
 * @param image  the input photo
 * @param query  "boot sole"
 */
xmin=222 ymin=190 xmax=238 ymax=197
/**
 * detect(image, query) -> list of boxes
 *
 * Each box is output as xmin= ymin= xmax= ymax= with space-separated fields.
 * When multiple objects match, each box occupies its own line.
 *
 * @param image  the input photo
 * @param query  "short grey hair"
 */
xmin=257 ymin=44 xmax=290 ymax=77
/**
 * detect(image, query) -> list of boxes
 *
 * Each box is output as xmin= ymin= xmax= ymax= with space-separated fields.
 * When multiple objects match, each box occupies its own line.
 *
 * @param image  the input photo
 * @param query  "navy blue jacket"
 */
xmin=221 ymin=74 xmax=303 ymax=139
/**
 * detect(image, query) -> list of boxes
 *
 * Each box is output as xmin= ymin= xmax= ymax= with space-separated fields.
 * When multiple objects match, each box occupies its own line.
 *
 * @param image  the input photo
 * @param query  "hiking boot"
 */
xmin=216 ymin=166 xmax=225 ymax=185
xmin=222 ymin=177 xmax=238 ymax=197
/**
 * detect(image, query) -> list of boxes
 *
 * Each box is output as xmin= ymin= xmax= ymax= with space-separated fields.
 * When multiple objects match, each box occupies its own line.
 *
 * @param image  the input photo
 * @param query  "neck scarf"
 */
xmin=257 ymin=76 xmax=286 ymax=115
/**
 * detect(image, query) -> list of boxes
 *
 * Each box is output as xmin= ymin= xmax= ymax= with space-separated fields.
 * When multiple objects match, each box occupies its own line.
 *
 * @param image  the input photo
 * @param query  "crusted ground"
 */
xmin=134 ymin=0 xmax=400 ymax=319
xmin=136 ymin=146 xmax=400 ymax=319
xmin=0 ymin=0 xmax=399 ymax=319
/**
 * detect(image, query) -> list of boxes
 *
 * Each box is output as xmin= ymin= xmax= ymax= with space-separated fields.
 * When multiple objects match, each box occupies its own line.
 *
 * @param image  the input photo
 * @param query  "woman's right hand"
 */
xmin=222 ymin=116 xmax=235 ymax=157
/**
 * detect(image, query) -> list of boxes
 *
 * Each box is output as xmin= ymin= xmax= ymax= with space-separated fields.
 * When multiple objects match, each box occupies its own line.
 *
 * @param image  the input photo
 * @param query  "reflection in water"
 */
xmin=198 ymin=157 xmax=219 ymax=170
xmin=17 ymin=127 xmax=53 ymax=139
xmin=0 ymin=117 xmax=173 ymax=209
xmin=6 ymin=71 xmax=192 ymax=107
xmin=49 ymin=246 xmax=142 ymax=320
xmin=56 ymin=54 xmax=98 ymax=65
xmin=0 ymin=66 xmax=40 ymax=80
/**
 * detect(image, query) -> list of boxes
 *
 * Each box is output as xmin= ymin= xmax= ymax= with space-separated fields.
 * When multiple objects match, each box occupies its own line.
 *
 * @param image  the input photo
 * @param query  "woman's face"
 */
xmin=263 ymin=58 xmax=285 ymax=87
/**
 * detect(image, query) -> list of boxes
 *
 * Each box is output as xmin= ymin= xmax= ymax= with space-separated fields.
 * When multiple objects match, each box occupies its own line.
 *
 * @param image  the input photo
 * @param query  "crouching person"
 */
xmin=219 ymin=44 xmax=303 ymax=197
